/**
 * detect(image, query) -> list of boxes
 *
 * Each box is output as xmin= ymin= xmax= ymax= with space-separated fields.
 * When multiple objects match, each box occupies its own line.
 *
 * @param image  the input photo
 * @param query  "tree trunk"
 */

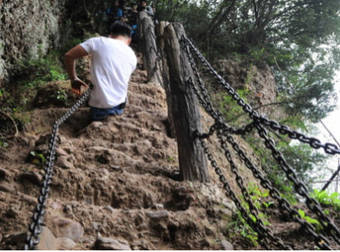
xmin=163 ymin=23 xmax=209 ymax=182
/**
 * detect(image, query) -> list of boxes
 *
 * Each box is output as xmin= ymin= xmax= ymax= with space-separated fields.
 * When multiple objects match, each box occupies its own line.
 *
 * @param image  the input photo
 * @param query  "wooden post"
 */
xmin=163 ymin=23 xmax=209 ymax=182
xmin=156 ymin=21 xmax=176 ymax=138
xmin=138 ymin=11 xmax=163 ymax=85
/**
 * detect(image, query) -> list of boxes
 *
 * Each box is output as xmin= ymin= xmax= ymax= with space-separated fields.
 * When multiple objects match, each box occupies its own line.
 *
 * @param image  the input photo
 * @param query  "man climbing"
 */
xmin=64 ymin=21 xmax=137 ymax=121
xmin=138 ymin=0 xmax=154 ymax=17
xmin=128 ymin=4 xmax=138 ymax=43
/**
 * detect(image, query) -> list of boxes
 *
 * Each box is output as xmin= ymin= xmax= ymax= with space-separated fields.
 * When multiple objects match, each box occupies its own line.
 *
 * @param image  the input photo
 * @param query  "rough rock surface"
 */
xmin=0 ymin=60 xmax=338 ymax=250
xmin=216 ymin=59 xmax=285 ymax=119
xmin=0 ymin=0 xmax=66 ymax=84
xmin=0 ymin=70 xmax=240 ymax=249
xmin=93 ymin=236 xmax=131 ymax=250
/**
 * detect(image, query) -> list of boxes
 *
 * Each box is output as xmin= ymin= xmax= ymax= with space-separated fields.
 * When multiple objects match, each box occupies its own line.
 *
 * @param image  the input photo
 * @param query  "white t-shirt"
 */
xmin=80 ymin=37 xmax=137 ymax=108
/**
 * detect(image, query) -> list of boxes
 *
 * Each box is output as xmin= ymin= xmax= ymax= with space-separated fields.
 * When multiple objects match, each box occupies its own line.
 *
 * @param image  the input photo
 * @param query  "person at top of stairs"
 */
xmin=64 ymin=21 xmax=137 ymax=121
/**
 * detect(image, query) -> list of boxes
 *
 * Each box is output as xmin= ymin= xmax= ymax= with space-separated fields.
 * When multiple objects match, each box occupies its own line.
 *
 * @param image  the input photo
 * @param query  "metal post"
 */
xmin=322 ymin=161 xmax=340 ymax=191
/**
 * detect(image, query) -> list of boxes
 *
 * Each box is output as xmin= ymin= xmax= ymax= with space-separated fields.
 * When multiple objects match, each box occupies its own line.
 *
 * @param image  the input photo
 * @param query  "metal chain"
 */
xmin=216 ymin=129 xmax=291 ymax=249
xmin=222 ymin=128 xmax=332 ymax=249
xmin=255 ymin=123 xmax=340 ymax=245
xmin=182 ymin=40 xmax=256 ymax=137
xmin=180 ymin=36 xmax=339 ymax=248
xmin=182 ymin=36 xmax=340 ymax=156
xmin=24 ymin=90 xmax=90 ymax=250
xmin=197 ymin=137 xmax=279 ymax=249
xmin=181 ymin=41 xmax=289 ymax=247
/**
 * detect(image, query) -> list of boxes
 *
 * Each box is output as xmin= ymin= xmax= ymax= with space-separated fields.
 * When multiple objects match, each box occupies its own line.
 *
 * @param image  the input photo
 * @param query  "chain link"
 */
xmin=182 ymin=40 xmax=256 ymax=137
xmin=182 ymin=36 xmax=340 ymax=156
xmin=216 ymin=129 xmax=290 ymax=249
xmin=180 ymin=36 xmax=340 ymax=249
xmin=24 ymin=90 xmax=90 ymax=250
xmin=255 ymin=123 xmax=340 ymax=245
xmin=197 ymin=137 xmax=287 ymax=249
xmin=223 ymin=130 xmax=332 ymax=249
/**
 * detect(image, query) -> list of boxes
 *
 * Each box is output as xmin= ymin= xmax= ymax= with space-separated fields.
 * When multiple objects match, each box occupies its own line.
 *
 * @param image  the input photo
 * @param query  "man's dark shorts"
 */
xmin=90 ymin=103 xmax=125 ymax=121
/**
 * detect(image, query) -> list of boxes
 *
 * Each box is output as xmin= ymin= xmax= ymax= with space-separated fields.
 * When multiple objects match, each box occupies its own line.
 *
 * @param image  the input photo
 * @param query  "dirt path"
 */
xmin=1 ymin=67 xmax=339 ymax=250
xmin=0 ymin=69 xmax=239 ymax=250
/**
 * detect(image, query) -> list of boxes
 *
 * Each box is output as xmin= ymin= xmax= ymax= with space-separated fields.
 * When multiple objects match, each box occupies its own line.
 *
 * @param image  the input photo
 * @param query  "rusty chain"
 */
xmin=180 ymin=36 xmax=340 ymax=249
xmin=24 ymin=90 xmax=90 ymax=250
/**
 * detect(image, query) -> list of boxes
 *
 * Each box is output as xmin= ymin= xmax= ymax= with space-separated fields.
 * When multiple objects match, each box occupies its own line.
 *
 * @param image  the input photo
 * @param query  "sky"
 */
xmin=313 ymin=70 xmax=340 ymax=192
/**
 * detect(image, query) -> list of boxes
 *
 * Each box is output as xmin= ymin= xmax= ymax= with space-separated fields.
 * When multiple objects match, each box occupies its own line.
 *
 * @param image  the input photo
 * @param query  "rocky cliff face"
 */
xmin=0 ymin=0 xmax=66 ymax=86
xmin=216 ymin=59 xmax=285 ymax=120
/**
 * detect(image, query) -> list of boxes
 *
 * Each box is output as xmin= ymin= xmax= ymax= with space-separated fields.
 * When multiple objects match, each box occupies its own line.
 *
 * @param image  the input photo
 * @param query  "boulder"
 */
xmin=2 ymin=232 xmax=26 ymax=249
xmin=18 ymin=171 xmax=42 ymax=186
xmin=56 ymin=156 xmax=73 ymax=169
xmin=0 ymin=168 xmax=10 ymax=180
xmin=146 ymin=210 xmax=169 ymax=220
xmin=221 ymin=240 xmax=234 ymax=250
xmin=56 ymin=148 xmax=68 ymax=156
xmin=93 ymin=237 xmax=131 ymax=250
xmin=56 ymin=237 xmax=76 ymax=250
xmin=36 ymin=227 xmax=59 ymax=250
xmin=51 ymin=217 xmax=84 ymax=242
xmin=0 ymin=182 xmax=15 ymax=193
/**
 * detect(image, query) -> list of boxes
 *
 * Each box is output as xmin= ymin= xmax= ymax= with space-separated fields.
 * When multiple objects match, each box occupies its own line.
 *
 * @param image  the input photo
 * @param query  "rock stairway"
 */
xmin=0 ymin=69 xmax=236 ymax=250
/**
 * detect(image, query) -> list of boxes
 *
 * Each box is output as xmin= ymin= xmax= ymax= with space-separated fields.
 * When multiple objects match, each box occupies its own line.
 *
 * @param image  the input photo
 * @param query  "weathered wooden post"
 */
xmin=156 ymin=21 xmax=176 ymax=138
xmin=138 ymin=11 xmax=163 ymax=85
xmin=163 ymin=23 xmax=209 ymax=182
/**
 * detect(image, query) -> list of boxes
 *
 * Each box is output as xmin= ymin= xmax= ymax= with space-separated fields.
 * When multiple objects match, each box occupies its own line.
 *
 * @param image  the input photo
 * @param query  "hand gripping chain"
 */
xmin=24 ymin=90 xmax=90 ymax=250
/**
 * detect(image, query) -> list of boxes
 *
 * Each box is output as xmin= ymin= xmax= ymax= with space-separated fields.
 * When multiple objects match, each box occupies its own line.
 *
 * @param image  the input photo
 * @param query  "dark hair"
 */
xmin=110 ymin=21 xmax=132 ymax=37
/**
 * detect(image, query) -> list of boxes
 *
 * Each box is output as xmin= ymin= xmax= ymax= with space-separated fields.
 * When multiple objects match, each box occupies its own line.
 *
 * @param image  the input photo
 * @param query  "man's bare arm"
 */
xmin=64 ymin=45 xmax=89 ymax=95
xmin=64 ymin=45 xmax=88 ymax=81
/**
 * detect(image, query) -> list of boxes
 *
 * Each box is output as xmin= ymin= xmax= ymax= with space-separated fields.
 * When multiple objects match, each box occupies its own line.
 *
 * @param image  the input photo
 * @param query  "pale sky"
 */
xmin=316 ymin=70 xmax=340 ymax=153
xmin=313 ymin=70 xmax=340 ymax=191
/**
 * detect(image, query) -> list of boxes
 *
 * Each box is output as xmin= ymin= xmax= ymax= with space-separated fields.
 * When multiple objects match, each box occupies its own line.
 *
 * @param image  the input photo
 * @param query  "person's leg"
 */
xmin=107 ymin=106 xmax=124 ymax=116
xmin=90 ymin=107 xmax=110 ymax=121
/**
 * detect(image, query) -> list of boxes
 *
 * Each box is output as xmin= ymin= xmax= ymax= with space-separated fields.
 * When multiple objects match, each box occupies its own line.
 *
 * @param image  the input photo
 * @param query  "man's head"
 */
xmin=114 ymin=0 xmax=119 ymax=6
xmin=109 ymin=21 xmax=133 ymax=44
xmin=140 ymin=0 xmax=147 ymax=7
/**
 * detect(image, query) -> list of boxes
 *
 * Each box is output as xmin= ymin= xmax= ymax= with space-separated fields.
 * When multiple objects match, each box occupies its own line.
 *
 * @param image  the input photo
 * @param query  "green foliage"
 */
xmin=247 ymin=183 xmax=274 ymax=210
xmin=279 ymin=116 xmax=307 ymax=132
xmin=245 ymin=132 xmax=324 ymax=204
xmin=277 ymin=140 xmax=327 ymax=186
xmin=216 ymin=87 xmax=250 ymax=124
xmin=62 ymin=37 xmax=83 ymax=53
xmin=16 ymin=50 xmax=66 ymax=89
xmin=312 ymin=189 xmax=340 ymax=211
xmin=226 ymin=210 xmax=259 ymax=247
xmin=155 ymin=0 xmax=340 ymax=122
xmin=245 ymin=65 xmax=256 ymax=85
xmin=227 ymin=183 xmax=272 ymax=246
xmin=167 ymin=155 xmax=176 ymax=163
xmin=0 ymin=139 xmax=8 ymax=148
xmin=56 ymin=90 xmax=68 ymax=102
xmin=297 ymin=209 xmax=322 ymax=231
xmin=28 ymin=151 xmax=47 ymax=167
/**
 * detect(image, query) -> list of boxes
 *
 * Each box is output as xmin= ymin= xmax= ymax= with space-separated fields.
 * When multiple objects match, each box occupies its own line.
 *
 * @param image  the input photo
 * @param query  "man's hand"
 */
xmin=64 ymin=45 xmax=89 ymax=95
xmin=71 ymin=78 xmax=88 ymax=95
